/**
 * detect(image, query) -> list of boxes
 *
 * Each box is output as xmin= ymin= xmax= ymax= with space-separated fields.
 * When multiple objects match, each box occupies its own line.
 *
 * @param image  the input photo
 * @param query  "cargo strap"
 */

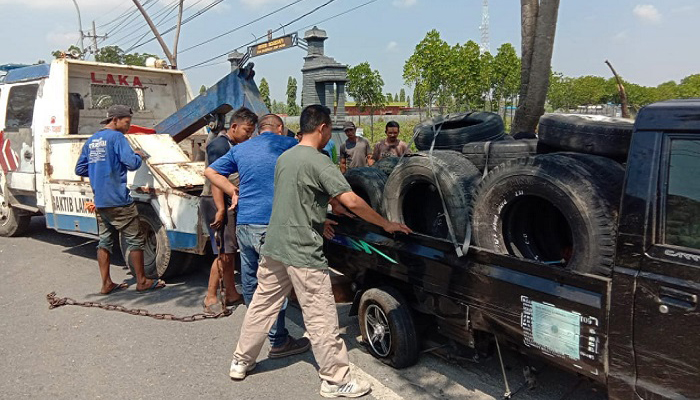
xmin=427 ymin=122 xmax=471 ymax=258
xmin=482 ymin=140 xmax=492 ymax=179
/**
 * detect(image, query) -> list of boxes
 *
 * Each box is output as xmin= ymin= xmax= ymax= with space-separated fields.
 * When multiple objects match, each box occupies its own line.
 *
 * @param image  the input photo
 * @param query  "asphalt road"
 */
xmin=0 ymin=217 xmax=606 ymax=400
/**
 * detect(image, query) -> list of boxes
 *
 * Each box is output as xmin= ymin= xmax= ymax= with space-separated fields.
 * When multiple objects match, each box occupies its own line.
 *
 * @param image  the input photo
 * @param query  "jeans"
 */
xmin=236 ymin=224 xmax=289 ymax=347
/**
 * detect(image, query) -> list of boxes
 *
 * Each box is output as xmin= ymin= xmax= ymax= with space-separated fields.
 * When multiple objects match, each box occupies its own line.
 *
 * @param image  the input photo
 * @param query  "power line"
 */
xmin=179 ymin=0 xmax=308 ymax=55
xmin=109 ymin=0 xmax=183 ymax=47
xmin=124 ymin=1 xmax=181 ymax=52
xmin=104 ymin=0 xmax=159 ymax=39
xmin=126 ymin=0 xmax=225 ymax=52
xmin=95 ymin=1 xmax=134 ymax=29
xmin=120 ymin=0 xmax=206 ymax=51
xmin=182 ymin=0 xmax=338 ymax=71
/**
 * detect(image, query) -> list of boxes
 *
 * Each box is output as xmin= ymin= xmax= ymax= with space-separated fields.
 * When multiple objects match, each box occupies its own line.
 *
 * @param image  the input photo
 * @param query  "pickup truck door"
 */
xmin=633 ymin=135 xmax=700 ymax=399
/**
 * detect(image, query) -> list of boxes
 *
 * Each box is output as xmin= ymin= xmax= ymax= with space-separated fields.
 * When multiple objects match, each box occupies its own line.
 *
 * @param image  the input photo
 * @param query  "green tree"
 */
xmin=403 ymin=30 xmax=451 ymax=116
xmin=95 ymin=46 xmax=124 ymax=64
xmin=199 ymin=85 xmax=207 ymax=95
xmin=399 ymin=88 xmax=406 ymax=103
xmin=347 ymin=62 xmax=385 ymax=141
xmin=679 ymin=74 xmax=700 ymax=98
xmin=491 ymin=43 xmax=521 ymax=118
xmin=386 ymin=93 xmax=393 ymax=103
xmin=286 ymin=77 xmax=299 ymax=116
xmin=52 ymin=45 xmax=83 ymax=59
xmin=406 ymin=95 xmax=411 ymax=107
xmin=123 ymin=52 xmax=157 ymax=66
xmin=259 ymin=78 xmax=272 ymax=111
xmin=449 ymin=40 xmax=482 ymax=112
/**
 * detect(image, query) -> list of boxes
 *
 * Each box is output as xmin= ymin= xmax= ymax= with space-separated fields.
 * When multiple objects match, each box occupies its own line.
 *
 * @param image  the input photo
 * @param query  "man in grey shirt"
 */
xmin=339 ymin=121 xmax=372 ymax=173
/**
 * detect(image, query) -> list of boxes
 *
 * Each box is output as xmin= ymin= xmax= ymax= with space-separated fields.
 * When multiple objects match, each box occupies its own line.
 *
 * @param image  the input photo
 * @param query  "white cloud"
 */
xmin=392 ymin=0 xmax=417 ymax=8
xmin=386 ymin=41 xmax=398 ymax=52
xmin=633 ymin=4 xmax=662 ymax=23
xmin=240 ymin=0 xmax=287 ymax=8
xmin=613 ymin=30 xmax=629 ymax=42
xmin=46 ymin=30 xmax=80 ymax=48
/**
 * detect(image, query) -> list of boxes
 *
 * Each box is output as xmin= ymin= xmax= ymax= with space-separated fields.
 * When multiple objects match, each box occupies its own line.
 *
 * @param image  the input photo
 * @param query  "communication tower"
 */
xmin=479 ymin=0 xmax=490 ymax=53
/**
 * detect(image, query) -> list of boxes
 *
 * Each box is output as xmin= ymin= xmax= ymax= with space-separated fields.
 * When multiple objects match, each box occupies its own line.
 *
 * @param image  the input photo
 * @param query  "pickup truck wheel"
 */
xmin=538 ymin=114 xmax=634 ymax=159
xmin=461 ymin=139 xmax=538 ymax=172
xmin=344 ymin=167 xmax=387 ymax=215
xmin=472 ymin=154 xmax=623 ymax=276
xmin=372 ymin=156 xmax=401 ymax=176
xmin=0 ymin=178 xmax=30 ymax=237
xmin=414 ymin=112 xmax=505 ymax=151
xmin=120 ymin=203 xmax=192 ymax=279
xmin=359 ymin=287 xmax=419 ymax=368
xmin=384 ymin=151 xmax=480 ymax=241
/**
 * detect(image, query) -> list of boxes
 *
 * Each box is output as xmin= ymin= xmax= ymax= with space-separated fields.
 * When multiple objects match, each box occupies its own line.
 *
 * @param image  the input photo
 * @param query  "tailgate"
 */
xmin=126 ymin=134 xmax=205 ymax=189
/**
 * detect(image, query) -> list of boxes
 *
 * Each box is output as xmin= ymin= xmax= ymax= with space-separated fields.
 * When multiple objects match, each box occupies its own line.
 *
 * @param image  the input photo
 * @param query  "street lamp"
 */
xmin=71 ymin=0 xmax=85 ymax=54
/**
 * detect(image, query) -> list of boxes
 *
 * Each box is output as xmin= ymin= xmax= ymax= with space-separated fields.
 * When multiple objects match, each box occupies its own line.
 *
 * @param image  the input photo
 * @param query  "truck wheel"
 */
xmin=472 ymin=154 xmax=623 ymax=276
xmin=461 ymin=139 xmax=538 ymax=172
xmin=120 ymin=203 xmax=191 ymax=279
xmin=383 ymin=151 xmax=480 ymax=241
xmin=372 ymin=156 xmax=401 ymax=177
xmin=344 ymin=167 xmax=387 ymax=215
xmin=0 ymin=177 xmax=30 ymax=237
xmin=414 ymin=112 xmax=505 ymax=151
xmin=359 ymin=287 xmax=419 ymax=368
xmin=538 ymin=114 xmax=634 ymax=159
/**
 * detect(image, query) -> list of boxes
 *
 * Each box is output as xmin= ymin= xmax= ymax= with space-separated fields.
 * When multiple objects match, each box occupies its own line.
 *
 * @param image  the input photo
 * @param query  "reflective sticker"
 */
xmin=522 ymin=296 xmax=581 ymax=360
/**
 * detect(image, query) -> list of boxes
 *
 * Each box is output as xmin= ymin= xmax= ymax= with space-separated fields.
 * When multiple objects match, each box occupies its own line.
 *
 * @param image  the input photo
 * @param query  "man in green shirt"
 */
xmin=228 ymin=105 xmax=411 ymax=398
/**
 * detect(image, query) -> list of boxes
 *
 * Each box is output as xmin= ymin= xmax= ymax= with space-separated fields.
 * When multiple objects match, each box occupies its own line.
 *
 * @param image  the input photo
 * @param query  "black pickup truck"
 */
xmin=325 ymin=99 xmax=700 ymax=400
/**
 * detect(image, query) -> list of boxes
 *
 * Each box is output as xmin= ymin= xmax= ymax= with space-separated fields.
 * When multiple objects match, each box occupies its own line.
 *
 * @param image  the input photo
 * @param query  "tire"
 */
xmin=538 ymin=114 xmax=634 ymax=159
xmin=120 ymin=203 xmax=192 ymax=279
xmin=384 ymin=151 xmax=480 ymax=242
xmin=461 ymin=139 xmax=538 ymax=172
xmin=0 ymin=175 xmax=30 ymax=237
xmin=344 ymin=167 xmax=387 ymax=215
xmin=414 ymin=112 xmax=505 ymax=151
xmin=359 ymin=286 xmax=419 ymax=368
xmin=372 ymin=156 xmax=401 ymax=177
xmin=472 ymin=153 xmax=623 ymax=276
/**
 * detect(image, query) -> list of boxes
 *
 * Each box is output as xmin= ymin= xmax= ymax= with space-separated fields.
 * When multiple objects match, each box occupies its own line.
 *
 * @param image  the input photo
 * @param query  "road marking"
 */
xmin=349 ymin=363 xmax=405 ymax=400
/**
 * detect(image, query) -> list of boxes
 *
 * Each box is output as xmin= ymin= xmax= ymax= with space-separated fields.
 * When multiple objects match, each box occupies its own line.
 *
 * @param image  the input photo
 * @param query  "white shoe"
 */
xmin=320 ymin=378 xmax=371 ymax=398
xmin=229 ymin=359 xmax=256 ymax=380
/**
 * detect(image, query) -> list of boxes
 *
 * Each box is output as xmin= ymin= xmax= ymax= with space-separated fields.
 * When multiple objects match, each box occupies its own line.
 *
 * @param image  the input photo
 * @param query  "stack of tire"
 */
xmin=343 ymin=112 xmax=634 ymax=278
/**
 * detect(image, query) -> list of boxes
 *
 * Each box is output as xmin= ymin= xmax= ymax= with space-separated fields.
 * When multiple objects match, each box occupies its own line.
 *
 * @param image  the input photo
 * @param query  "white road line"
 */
xmin=349 ymin=363 xmax=405 ymax=400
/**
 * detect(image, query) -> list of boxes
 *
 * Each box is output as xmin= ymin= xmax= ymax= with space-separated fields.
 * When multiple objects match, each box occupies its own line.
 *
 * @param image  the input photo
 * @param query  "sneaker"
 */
xmin=268 ymin=336 xmax=311 ymax=359
xmin=229 ymin=359 xmax=256 ymax=380
xmin=320 ymin=378 xmax=371 ymax=398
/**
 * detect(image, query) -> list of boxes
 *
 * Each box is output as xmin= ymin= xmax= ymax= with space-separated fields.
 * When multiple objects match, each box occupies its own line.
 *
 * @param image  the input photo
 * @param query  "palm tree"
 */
xmin=511 ymin=0 xmax=560 ymax=134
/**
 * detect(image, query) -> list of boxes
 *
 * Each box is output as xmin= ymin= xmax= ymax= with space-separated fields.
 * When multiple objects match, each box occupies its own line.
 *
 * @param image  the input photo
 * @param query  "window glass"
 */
xmin=5 ymin=84 xmax=38 ymax=130
xmin=90 ymin=84 xmax=145 ymax=111
xmin=665 ymin=139 xmax=700 ymax=250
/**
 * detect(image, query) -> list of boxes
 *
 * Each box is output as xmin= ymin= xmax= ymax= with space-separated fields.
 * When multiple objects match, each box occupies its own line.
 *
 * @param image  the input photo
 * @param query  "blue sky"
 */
xmin=1 ymin=0 xmax=699 ymax=103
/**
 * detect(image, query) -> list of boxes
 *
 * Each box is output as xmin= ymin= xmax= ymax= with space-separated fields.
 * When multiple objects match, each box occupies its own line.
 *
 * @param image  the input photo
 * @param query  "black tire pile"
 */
xmin=343 ymin=112 xmax=635 ymax=277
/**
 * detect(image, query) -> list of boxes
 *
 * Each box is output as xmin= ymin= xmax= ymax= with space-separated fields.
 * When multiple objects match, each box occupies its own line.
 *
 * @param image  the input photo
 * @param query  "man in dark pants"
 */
xmin=206 ymin=113 xmax=309 ymax=357
xmin=200 ymin=108 xmax=257 ymax=313
xmin=75 ymin=105 xmax=165 ymax=294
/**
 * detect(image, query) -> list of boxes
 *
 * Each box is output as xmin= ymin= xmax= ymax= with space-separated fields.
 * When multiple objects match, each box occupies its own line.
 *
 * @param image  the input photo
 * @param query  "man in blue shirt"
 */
xmin=75 ymin=105 xmax=165 ymax=294
xmin=205 ymin=113 xmax=310 ymax=359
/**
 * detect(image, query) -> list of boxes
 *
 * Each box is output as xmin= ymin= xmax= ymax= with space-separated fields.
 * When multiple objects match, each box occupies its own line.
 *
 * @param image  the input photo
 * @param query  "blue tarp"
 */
xmin=3 ymin=64 xmax=51 ymax=84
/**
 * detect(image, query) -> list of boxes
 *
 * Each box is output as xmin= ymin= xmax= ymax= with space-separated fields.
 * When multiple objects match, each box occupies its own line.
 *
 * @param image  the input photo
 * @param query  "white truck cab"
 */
xmin=0 ymin=59 xmax=209 ymax=277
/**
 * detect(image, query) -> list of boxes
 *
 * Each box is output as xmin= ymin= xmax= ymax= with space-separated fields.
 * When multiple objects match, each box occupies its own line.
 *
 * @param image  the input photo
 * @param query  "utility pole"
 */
xmin=131 ymin=0 xmax=175 ymax=67
xmin=172 ymin=0 xmax=184 ymax=68
xmin=83 ymin=21 xmax=108 ymax=59
xmin=71 ymin=0 xmax=85 ymax=55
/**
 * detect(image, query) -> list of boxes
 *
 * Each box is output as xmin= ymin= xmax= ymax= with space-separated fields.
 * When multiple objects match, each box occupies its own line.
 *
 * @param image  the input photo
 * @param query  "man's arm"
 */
xmin=339 ymin=157 xmax=347 ymax=174
xmin=74 ymin=143 xmax=89 ymax=177
xmin=116 ymin=135 xmax=142 ymax=171
xmin=371 ymin=143 xmax=381 ymax=163
xmin=204 ymin=167 xmax=238 ymax=203
xmin=365 ymin=139 xmax=374 ymax=166
xmin=334 ymin=191 xmax=410 ymax=234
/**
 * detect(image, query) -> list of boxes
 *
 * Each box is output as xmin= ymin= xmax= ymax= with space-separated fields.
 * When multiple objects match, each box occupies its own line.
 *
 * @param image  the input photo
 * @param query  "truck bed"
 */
xmin=324 ymin=215 xmax=611 ymax=383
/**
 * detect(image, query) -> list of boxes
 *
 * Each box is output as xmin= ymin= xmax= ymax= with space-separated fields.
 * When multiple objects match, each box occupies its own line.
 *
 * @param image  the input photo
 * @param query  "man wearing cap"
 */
xmin=339 ymin=121 xmax=372 ymax=173
xmin=75 ymin=105 xmax=165 ymax=294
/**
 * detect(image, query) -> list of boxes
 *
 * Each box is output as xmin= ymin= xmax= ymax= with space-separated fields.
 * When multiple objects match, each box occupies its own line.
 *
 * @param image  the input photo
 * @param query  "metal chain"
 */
xmin=45 ymin=291 xmax=232 ymax=322
xmin=44 ymin=231 xmax=234 ymax=323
